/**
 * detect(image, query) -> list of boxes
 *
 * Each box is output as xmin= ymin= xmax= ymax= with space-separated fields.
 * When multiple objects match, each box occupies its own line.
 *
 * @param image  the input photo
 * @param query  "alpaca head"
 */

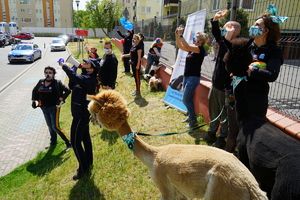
xmin=87 ymin=90 xmax=130 ymax=131
xmin=223 ymin=37 xmax=254 ymax=77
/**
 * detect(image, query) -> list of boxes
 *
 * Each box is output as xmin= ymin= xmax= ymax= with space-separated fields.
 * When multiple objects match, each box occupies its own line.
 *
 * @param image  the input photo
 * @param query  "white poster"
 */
xmin=163 ymin=9 xmax=207 ymax=113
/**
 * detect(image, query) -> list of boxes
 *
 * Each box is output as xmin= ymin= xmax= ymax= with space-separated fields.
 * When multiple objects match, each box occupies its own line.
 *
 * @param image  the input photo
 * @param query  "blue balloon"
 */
xmin=124 ymin=23 xmax=133 ymax=30
xmin=120 ymin=17 xmax=126 ymax=26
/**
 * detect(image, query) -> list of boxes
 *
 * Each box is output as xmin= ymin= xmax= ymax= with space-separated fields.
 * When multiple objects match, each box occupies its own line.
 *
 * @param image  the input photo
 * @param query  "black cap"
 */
xmin=83 ymin=58 xmax=97 ymax=68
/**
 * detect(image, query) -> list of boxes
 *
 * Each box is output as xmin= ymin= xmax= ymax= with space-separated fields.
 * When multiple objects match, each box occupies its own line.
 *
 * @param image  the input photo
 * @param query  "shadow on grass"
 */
xmin=98 ymin=129 xmax=119 ymax=145
xmin=26 ymin=145 xmax=70 ymax=176
xmin=134 ymin=95 xmax=148 ymax=107
xmin=69 ymin=174 xmax=105 ymax=200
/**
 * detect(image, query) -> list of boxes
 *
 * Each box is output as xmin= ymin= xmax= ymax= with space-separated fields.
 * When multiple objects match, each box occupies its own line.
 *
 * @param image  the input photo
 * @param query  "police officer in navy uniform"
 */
xmin=59 ymin=58 xmax=99 ymax=180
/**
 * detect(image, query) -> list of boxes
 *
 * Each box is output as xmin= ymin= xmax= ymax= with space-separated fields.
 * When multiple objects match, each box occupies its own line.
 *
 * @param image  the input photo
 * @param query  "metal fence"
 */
xmin=110 ymin=0 xmax=300 ymax=121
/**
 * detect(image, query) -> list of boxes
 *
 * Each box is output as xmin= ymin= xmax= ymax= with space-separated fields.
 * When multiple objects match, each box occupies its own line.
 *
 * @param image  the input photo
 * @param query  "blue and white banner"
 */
xmin=163 ymin=9 xmax=206 ymax=113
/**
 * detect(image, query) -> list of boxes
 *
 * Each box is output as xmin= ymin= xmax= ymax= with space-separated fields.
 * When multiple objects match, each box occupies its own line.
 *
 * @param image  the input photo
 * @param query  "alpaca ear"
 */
xmin=223 ymin=36 xmax=232 ymax=50
xmin=246 ymin=38 xmax=254 ymax=48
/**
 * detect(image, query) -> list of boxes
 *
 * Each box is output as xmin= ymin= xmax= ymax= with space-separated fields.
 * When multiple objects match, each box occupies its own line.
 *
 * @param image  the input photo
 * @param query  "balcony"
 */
xmin=164 ymin=0 xmax=178 ymax=6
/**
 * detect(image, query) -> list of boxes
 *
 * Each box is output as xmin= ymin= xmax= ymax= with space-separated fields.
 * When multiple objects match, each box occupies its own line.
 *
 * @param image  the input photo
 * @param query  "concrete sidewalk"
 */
xmin=0 ymin=47 xmax=70 ymax=177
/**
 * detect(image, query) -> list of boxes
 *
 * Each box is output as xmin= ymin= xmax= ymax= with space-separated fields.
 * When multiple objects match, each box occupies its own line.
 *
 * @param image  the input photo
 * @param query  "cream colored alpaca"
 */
xmin=87 ymin=90 xmax=268 ymax=200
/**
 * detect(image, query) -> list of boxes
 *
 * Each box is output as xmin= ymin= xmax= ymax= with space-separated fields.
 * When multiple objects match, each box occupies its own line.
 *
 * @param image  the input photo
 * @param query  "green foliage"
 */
xmin=170 ymin=17 xmax=186 ymax=41
xmin=156 ymin=23 xmax=164 ymax=38
xmin=84 ymin=0 xmax=123 ymax=36
xmin=219 ymin=9 xmax=249 ymax=36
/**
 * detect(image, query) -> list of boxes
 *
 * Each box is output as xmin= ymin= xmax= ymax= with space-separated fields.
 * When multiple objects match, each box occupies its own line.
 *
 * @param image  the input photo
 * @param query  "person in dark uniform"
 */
xmin=32 ymin=66 xmax=71 ymax=151
xmin=117 ymin=28 xmax=133 ymax=73
xmin=98 ymin=41 xmax=118 ymax=89
xmin=58 ymin=58 xmax=99 ymax=180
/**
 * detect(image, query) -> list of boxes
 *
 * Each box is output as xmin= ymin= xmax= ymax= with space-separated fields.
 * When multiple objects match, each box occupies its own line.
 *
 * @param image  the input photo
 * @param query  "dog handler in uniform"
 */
xmin=58 ymin=58 xmax=99 ymax=180
xmin=32 ymin=66 xmax=71 ymax=151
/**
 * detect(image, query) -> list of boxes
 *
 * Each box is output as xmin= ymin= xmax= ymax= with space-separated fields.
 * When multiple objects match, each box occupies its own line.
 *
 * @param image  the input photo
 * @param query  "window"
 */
xmin=21 ymin=9 xmax=25 ymax=13
xmin=212 ymin=0 xmax=220 ymax=10
xmin=28 ymin=9 xmax=32 ymax=14
xmin=238 ymin=0 xmax=254 ymax=9
xmin=21 ymin=18 xmax=26 ymax=22
xmin=126 ymin=0 xmax=130 ymax=3
xmin=29 ymin=18 xmax=32 ymax=22
xmin=141 ymin=7 xmax=151 ymax=13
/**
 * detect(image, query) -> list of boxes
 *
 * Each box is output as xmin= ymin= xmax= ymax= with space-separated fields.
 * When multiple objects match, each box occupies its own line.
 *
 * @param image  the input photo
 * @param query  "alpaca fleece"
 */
xmin=87 ymin=90 xmax=267 ymax=200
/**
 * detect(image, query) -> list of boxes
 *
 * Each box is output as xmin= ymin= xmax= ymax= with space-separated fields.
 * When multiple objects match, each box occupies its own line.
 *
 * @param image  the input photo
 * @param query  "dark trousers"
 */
xmin=41 ymin=106 xmax=70 ymax=145
xmin=123 ymin=57 xmax=131 ymax=72
xmin=71 ymin=116 xmax=93 ymax=173
xmin=131 ymin=64 xmax=141 ymax=92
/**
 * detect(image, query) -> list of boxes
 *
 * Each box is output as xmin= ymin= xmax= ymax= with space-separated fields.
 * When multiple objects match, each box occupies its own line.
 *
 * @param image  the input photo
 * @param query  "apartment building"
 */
xmin=0 ymin=0 xmax=73 ymax=29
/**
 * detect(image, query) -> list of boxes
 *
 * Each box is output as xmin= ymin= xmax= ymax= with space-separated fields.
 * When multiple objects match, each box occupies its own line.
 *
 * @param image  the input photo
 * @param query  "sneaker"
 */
xmin=212 ymin=137 xmax=226 ymax=149
xmin=186 ymin=119 xmax=198 ymax=128
xmin=132 ymin=90 xmax=141 ymax=96
xmin=181 ymin=117 xmax=190 ymax=123
xmin=65 ymin=143 xmax=72 ymax=152
xmin=200 ymin=132 xmax=217 ymax=143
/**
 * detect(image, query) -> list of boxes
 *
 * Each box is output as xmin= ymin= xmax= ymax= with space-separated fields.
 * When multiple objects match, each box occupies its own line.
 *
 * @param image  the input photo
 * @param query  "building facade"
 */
xmin=0 ymin=0 xmax=73 ymax=29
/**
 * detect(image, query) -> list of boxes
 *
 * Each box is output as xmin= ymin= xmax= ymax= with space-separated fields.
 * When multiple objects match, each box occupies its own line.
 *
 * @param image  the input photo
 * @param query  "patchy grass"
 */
xmin=0 ymin=38 xmax=209 ymax=200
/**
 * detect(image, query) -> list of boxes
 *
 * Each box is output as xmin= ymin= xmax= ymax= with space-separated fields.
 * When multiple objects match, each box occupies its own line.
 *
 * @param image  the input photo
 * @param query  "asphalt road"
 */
xmin=0 ymin=37 xmax=71 ymax=177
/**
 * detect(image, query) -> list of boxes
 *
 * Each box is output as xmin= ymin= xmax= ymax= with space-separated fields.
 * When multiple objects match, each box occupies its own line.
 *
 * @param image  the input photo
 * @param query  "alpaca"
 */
xmin=87 ymin=90 xmax=267 ymax=200
xmin=223 ymin=37 xmax=300 ymax=199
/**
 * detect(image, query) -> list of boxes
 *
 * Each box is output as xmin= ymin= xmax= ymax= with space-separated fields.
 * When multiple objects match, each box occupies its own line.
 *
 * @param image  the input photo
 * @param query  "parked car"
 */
xmin=50 ymin=38 xmax=66 ymax=51
xmin=67 ymin=34 xmax=84 ymax=42
xmin=11 ymin=33 xmax=32 ymax=40
xmin=8 ymin=42 xmax=42 ymax=63
xmin=0 ymin=34 xmax=7 ymax=47
xmin=5 ymin=34 xmax=16 ymax=44
xmin=57 ymin=34 xmax=69 ymax=45
xmin=26 ymin=32 xmax=35 ymax=39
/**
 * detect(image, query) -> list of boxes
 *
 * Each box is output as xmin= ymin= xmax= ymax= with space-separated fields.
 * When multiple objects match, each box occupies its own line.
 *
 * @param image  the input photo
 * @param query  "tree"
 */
xmin=170 ymin=17 xmax=186 ymax=41
xmin=156 ymin=23 xmax=164 ymax=39
xmin=219 ymin=9 xmax=249 ymax=36
xmin=86 ymin=0 xmax=123 ymax=36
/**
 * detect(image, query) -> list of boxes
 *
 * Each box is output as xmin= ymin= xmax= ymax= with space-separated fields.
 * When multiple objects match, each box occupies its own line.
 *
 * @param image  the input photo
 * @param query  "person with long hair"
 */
xmin=226 ymin=4 xmax=286 ymax=154
xmin=175 ymin=27 xmax=208 ymax=128
xmin=145 ymin=38 xmax=169 ymax=74
xmin=121 ymin=34 xmax=143 ymax=95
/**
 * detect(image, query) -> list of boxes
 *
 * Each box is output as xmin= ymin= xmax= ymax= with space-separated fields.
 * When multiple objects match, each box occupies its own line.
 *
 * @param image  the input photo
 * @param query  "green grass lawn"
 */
xmin=0 ymin=38 xmax=209 ymax=200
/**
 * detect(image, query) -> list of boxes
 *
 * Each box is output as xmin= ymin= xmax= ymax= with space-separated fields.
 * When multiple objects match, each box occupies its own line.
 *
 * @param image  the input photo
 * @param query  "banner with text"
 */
xmin=163 ymin=10 xmax=206 ymax=113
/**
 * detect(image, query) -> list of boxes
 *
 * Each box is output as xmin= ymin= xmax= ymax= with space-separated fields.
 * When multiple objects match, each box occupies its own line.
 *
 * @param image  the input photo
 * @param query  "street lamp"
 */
xmin=75 ymin=0 xmax=80 ymax=54
xmin=75 ymin=0 xmax=80 ymax=28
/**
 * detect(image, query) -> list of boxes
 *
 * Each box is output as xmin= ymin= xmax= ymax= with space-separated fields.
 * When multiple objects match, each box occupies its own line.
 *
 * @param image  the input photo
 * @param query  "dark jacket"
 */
xmin=98 ymin=53 xmax=118 ymax=88
xmin=246 ymin=41 xmax=283 ymax=118
xmin=32 ymin=79 xmax=71 ymax=104
xmin=117 ymin=30 xmax=134 ymax=54
xmin=211 ymin=19 xmax=232 ymax=91
xmin=62 ymin=64 xmax=97 ymax=118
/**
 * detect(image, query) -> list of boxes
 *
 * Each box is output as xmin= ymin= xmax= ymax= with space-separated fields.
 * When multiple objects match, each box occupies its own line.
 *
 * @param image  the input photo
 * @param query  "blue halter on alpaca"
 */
xmin=121 ymin=132 xmax=137 ymax=152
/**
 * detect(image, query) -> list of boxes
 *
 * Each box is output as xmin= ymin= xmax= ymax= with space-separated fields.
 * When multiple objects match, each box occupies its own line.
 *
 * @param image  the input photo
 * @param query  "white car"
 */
xmin=50 ymin=38 xmax=66 ymax=51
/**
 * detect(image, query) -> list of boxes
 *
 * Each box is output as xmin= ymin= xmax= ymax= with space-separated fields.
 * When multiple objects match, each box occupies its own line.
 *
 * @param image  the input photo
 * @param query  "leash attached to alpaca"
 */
xmin=87 ymin=90 xmax=268 ymax=200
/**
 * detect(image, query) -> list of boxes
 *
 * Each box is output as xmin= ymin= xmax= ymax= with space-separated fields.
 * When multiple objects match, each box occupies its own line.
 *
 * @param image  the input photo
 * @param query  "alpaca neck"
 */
xmin=117 ymin=121 xmax=157 ymax=168
xmin=234 ymin=78 xmax=254 ymax=127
